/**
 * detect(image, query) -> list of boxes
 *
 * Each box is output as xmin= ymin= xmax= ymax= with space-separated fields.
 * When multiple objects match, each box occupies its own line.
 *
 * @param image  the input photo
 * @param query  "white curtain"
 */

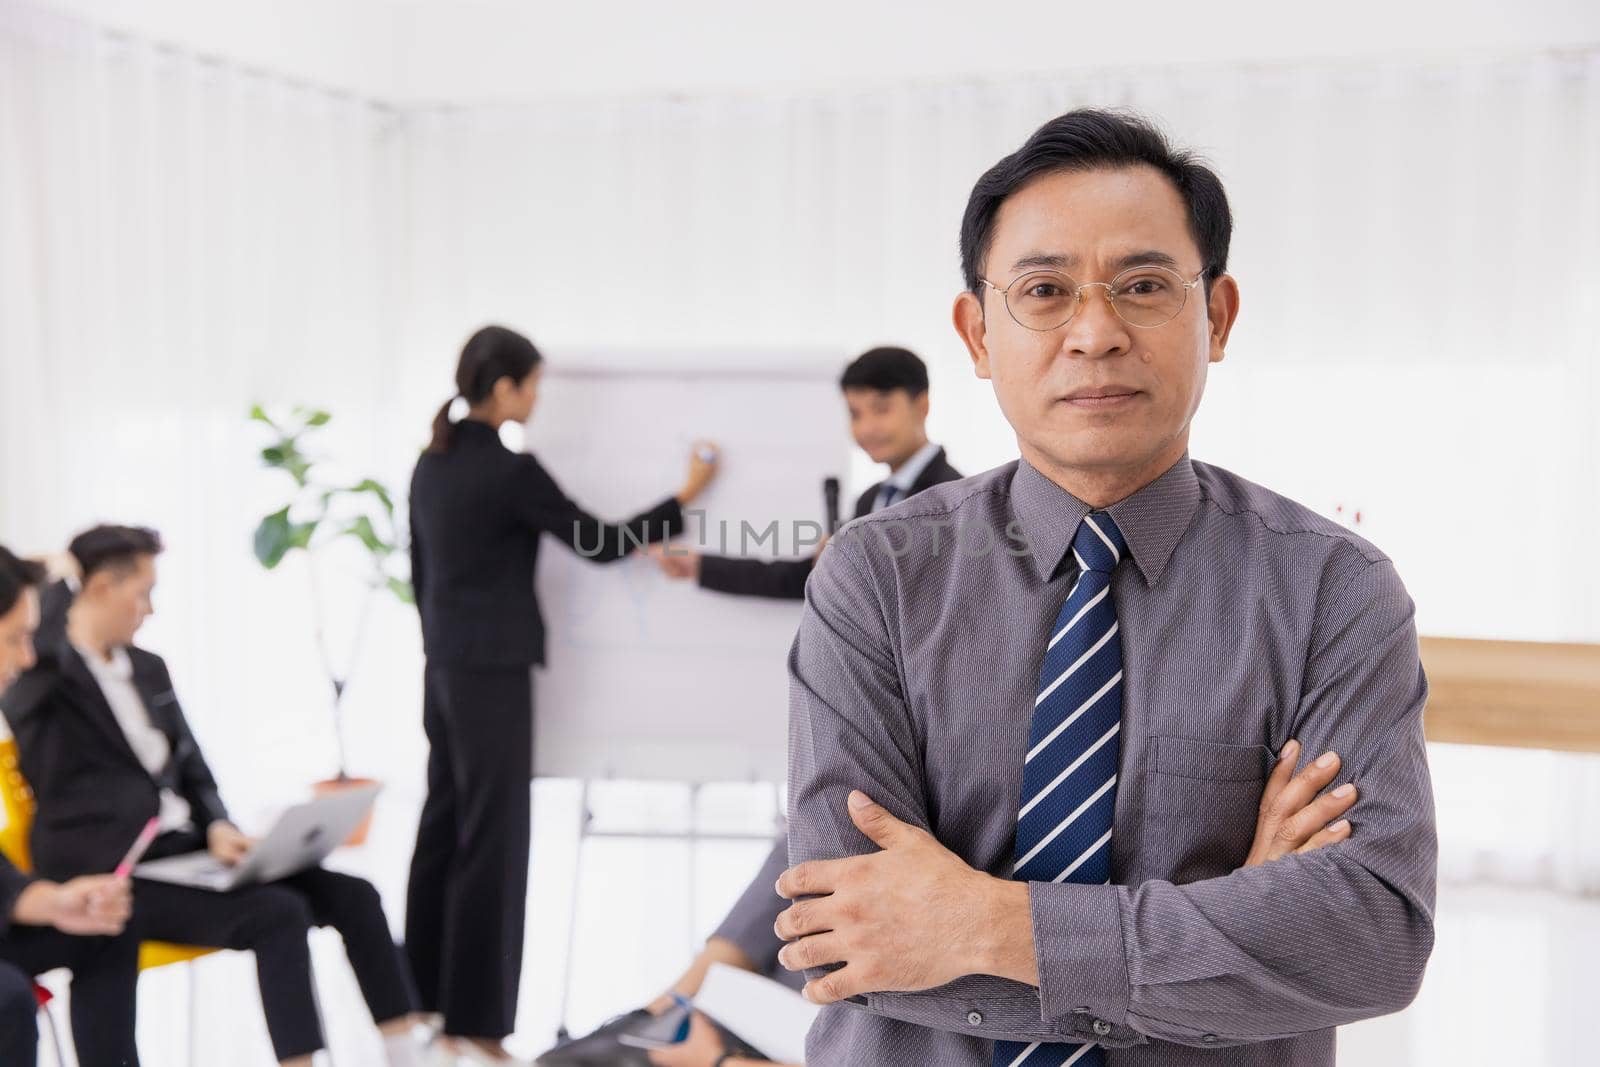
xmin=400 ymin=54 xmax=1600 ymax=896
xmin=0 ymin=1 xmax=424 ymax=801
xmin=0 ymin=6 xmax=431 ymax=1061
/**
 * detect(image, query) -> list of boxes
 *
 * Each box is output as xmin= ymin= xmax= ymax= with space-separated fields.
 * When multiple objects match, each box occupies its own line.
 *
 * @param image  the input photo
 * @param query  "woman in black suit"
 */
xmin=404 ymin=325 xmax=716 ymax=1062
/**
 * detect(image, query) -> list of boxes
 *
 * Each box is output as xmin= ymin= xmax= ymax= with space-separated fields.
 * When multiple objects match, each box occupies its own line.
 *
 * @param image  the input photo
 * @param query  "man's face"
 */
xmin=954 ymin=165 xmax=1238 ymax=483
xmin=0 ymin=589 xmax=39 ymax=689
xmin=844 ymin=387 xmax=930 ymax=467
xmin=83 ymin=555 xmax=158 ymax=647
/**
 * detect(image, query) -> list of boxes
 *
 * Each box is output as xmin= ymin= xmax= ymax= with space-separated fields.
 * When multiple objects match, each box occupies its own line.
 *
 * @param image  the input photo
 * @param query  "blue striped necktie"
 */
xmin=993 ymin=512 xmax=1127 ymax=1067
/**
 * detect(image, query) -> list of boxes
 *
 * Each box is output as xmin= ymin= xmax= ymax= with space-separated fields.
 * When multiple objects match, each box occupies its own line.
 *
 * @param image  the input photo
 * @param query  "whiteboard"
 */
xmin=522 ymin=354 xmax=848 ymax=782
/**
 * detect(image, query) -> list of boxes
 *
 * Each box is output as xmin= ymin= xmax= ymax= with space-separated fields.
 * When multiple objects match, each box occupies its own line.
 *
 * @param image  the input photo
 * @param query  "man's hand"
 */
xmin=646 ymin=543 xmax=702 ymax=581
xmin=774 ymin=791 xmax=1017 ymax=1004
xmin=675 ymin=441 xmax=721 ymax=506
xmin=12 ymin=875 xmax=132 ymax=936
xmin=646 ymin=1012 xmax=725 ymax=1067
xmin=775 ymin=741 xmax=1358 ymax=1004
xmin=1245 ymin=739 xmax=1356 ymax=866
xmin=207 ymin=821 xmax=255 ymax=866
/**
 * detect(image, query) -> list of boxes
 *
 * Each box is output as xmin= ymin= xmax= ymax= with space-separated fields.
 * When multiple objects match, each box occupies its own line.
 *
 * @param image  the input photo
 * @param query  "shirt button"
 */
xmin=1202 ymin=1034 xmax=1218 ymax=1045
xmin=1091 ymin=1019 xmax=1113 ymax=1036
xmin=967 ymin=1011 xmax=984 ymax=1026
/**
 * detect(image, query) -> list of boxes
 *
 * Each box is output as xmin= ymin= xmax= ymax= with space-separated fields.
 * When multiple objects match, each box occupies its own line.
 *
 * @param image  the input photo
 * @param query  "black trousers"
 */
xmin=0 ymin=926 xmax=140 ymax=1066
xmin=405 ymin=662 xmax=533 ymax=1039
xmin=132 ymin=862 xmax=417 ymax=1061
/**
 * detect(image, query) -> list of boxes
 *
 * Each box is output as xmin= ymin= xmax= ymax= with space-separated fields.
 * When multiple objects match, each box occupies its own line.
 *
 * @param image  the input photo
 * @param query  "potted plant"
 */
xmin=249 ymin=405 xmax=412 ymax=845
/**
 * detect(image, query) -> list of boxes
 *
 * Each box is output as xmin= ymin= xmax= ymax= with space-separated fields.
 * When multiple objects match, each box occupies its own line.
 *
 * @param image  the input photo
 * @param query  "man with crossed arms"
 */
xmin=773 ymin=109 xmax=1435 ymax=1065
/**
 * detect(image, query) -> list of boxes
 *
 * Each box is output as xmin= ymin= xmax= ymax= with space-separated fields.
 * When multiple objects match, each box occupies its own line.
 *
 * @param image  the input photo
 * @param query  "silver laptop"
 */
xmin=134 ymin=783 xmax=381 ymax=891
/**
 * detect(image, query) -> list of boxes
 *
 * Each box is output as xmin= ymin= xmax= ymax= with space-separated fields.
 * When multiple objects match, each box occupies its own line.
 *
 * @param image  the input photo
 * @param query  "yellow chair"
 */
xmin=0 ymin=737 xmax=220 ymax=1061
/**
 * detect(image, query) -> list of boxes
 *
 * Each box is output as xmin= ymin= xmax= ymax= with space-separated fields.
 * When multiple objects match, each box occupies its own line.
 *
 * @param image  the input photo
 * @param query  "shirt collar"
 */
xmin=1010 ymin=451 xmax=1201 ymax=587
xmin=73 ymin=642 xmax=134 ymax=683
xmin=885 ymin=441 xmax=943 ymax=493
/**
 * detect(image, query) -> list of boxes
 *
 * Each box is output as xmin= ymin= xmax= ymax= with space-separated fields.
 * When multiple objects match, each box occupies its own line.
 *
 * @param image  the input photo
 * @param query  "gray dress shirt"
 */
xmin=786 ymin=453 xmax=1436 ymax=1065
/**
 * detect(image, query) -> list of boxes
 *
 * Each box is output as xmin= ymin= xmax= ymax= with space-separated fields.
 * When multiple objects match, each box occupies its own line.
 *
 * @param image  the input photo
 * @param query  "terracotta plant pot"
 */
xmin=311 ymin=775 xmax=380 ymax=847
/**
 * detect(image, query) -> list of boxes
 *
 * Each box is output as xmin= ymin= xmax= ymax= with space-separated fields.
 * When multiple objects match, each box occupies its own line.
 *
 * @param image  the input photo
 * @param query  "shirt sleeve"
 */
xmin=787 ymin=537 xmax=1076 ymax=1045
xmin=162 ymin=673 xmax=231 ymax=831
xmin=698 ymin=555 xmax=814 ymax=600
xmin=1030 ymin=555 xmax=1436 ymax=1047
xmin=512 ymin=455 xmax=684 ymax=563
xmin=0 ymin=853 xmax=39 ymax=937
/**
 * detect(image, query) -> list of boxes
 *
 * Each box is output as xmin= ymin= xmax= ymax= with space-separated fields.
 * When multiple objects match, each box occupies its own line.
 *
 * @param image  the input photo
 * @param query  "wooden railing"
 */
xmin=1420 ymin=637 xmax=1600 ymax=754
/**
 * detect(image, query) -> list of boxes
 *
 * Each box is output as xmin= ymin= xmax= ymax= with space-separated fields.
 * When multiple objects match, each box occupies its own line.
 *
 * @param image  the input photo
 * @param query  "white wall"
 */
xmin=23 ymin=0 xmax=402 ymax=99
xmin=390 ymin=0 xmax=1600 ymax=104
xmin=26 ymin=0 xmax=1600 ymax=105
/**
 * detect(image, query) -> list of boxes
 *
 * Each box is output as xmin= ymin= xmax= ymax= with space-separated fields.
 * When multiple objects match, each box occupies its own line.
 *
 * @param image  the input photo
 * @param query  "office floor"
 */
xmin=56 ymin=780 xmax=1593 ymax=1066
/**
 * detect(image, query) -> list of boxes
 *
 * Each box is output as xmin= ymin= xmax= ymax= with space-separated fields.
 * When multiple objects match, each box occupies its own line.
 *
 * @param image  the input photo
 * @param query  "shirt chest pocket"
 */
xmin=1143 ymin=735 xmax=1274 ymax=885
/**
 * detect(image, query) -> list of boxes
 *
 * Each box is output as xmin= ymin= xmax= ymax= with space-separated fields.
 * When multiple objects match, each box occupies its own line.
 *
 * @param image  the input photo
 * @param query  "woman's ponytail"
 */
xmin=426 ymin=397 xmax=458 ymax=455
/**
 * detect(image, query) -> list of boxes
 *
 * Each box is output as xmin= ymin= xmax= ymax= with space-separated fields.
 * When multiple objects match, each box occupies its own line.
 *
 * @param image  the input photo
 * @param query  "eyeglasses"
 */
xmin=979 ymin=264 xmax=1207 ymax=331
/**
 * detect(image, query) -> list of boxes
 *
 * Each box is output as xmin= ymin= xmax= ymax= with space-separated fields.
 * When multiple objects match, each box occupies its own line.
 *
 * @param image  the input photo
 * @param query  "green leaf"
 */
xmin=253 ymin=509 xmax=318 ymax=569
xmin=305 ymin=410 xmax=332 ymax=427
xmin=289 ymin=520 xmax=318 ymax=550
xmin=343 ymin=515 xmax=391 ymax=556
xmin=386 ymin=576 xmax=415 ymax=605
xmin=249 ymin=404 xmax=278 ymax=428
xmin=347 ymin=478 xmax=395 ymax=516
xmin=281 ymin=447 xmax=312 ymax=486
xmin=253 ymin=508 xmax=293 ymax=569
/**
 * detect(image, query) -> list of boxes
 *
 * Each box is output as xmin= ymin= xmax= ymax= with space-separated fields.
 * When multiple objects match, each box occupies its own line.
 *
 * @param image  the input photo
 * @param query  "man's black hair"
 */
xmin=959 ymin=107 xmax=1232 ymax=293
xmin=0 ymin=545 xmax=46 ymax=617
xmin=69 ymin=525 xmax=164 ymax=582
xmin=839 ymin=346 xmax=929 ymax=397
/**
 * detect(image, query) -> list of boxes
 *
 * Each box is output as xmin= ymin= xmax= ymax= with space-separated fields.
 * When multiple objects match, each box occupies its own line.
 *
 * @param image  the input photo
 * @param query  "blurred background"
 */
xmin=2 ymin=0 xmax=1599 ymax=1063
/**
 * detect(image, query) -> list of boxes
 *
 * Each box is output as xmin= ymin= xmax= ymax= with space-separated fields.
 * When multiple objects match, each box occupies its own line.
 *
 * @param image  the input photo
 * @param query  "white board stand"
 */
xmin=552 ymin=777 xmax=786 ymax=1041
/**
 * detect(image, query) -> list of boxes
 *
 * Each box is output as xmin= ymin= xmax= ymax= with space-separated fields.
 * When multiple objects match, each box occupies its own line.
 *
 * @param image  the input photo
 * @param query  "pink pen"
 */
xmin=113 ymin=817 xmax=161 ymax=878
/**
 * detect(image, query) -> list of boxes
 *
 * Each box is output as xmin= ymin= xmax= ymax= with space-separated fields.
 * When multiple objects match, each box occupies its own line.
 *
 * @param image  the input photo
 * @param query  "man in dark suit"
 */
xmin=3 ymin=527 xmax=423 ymax=1067
xmin=653 ymin=346 xmax=961 ymax=600
xmin=0 ymin=545 xmax=140 ymax=1067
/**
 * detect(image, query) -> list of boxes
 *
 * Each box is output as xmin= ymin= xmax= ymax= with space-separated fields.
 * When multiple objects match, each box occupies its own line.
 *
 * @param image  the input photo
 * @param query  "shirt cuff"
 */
xmin=1029 ymin=880 xmax=1132 ymax=1031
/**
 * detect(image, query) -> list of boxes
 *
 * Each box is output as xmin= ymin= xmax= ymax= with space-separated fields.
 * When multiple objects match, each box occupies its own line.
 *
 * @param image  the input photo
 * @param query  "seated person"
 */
xmin=0 ymin=545 xmax=140 ymax=1067
xmin=542 ymin=745 xmax=1357 ymax=1066
xmin=1 ymin=526 xmax=427 ymax=1067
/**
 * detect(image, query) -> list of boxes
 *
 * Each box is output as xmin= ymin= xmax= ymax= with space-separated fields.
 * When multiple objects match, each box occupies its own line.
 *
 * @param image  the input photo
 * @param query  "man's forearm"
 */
xmin=976 ymin=878 xmax=1039 ymax=986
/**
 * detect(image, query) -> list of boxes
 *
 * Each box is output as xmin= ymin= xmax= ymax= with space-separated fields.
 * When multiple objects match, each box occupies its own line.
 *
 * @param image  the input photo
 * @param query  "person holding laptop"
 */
xmin=0 ymin=526 xmax=427 ymax=1067
xmin=0 ymin=545 xmax=141 ymax=1067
